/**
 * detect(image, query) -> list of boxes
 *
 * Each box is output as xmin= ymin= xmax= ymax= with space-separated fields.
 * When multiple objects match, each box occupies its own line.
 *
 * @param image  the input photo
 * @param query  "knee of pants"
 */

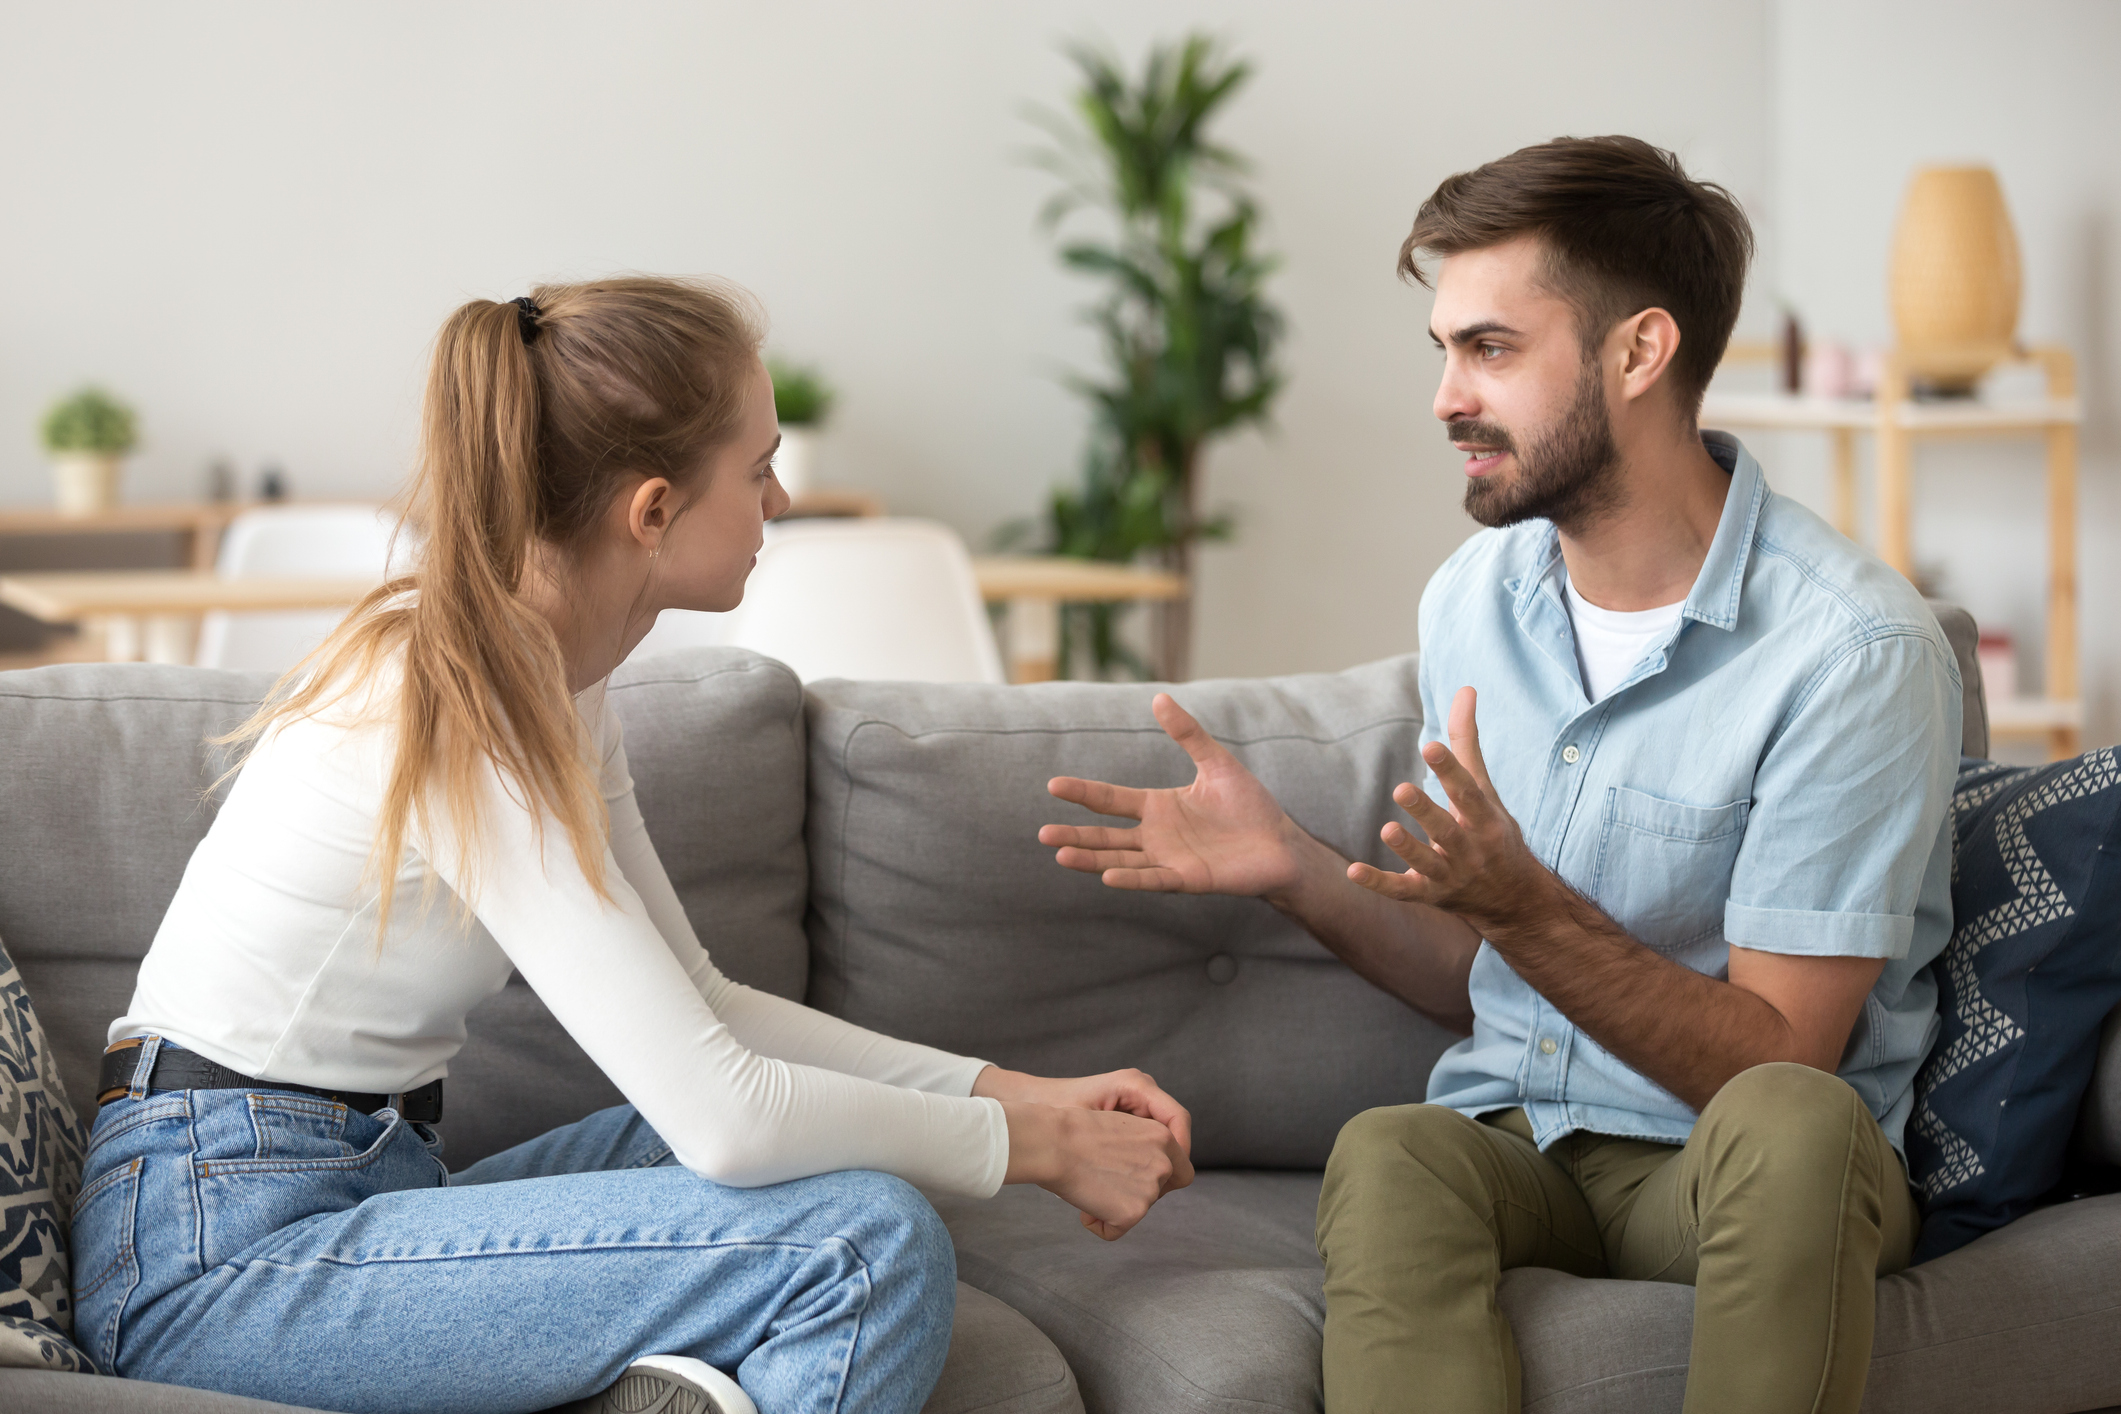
xmin=1319 ymin=1105 xmax=1479 ymax=1235
xmin=832 ymin=1171 xmax=958 ymax=1301
xmin=1695 ymin=1062 xmax=1865 ymax=1176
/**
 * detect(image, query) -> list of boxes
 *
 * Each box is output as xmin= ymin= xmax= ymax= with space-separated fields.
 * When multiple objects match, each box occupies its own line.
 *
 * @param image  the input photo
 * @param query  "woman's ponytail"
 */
xmin=223 ymin=277 xmax=765 ymax=934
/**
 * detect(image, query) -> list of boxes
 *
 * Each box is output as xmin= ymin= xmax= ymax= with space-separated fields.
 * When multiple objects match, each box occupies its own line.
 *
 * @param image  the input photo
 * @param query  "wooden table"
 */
xmin=0 ymin=572 xmax=379 ymax=663
xmin=970 ymin=556 xmax=1186 ymax=682
xmin=1702 ymin=345 xmax=2082 ymax=758
xmin=0 ymin=502 xmax=266 ymax=570
xmin=0 ymin=557 xmax=1187 ymax=681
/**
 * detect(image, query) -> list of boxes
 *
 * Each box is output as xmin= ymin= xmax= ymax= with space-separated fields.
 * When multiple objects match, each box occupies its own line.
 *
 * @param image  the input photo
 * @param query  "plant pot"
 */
xmin=1889 ymin=166 xmax=2022 ymax=395
xmin=775 ymin=425 xmax=817 ymax=499
xmin=51 ymin=452 xmax=123 ymax=517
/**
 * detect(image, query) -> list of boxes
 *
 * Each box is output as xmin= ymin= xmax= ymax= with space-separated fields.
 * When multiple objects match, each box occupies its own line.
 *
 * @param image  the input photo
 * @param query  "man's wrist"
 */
xmin=1259 ymin=822 xmax=1347 ymax=913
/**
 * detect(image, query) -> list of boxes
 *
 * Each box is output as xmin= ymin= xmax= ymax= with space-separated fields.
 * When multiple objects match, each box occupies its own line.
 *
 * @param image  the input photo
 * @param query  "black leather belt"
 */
xmin=98 ymin=1039 xmax=443 ymax=1123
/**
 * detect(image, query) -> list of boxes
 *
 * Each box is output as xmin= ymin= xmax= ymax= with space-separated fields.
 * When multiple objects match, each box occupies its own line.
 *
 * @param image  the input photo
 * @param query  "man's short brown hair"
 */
xmin=1402 ymin=136 xmax=1754 ymax=415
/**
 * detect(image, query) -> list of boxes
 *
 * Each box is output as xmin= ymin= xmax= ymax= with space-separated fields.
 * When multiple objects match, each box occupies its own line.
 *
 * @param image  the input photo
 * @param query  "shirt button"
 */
xmin=1561 ymin=745 xmax=1581 ymax=765
xmin=1539 ymin=1037 xmax=1558 ymax=1055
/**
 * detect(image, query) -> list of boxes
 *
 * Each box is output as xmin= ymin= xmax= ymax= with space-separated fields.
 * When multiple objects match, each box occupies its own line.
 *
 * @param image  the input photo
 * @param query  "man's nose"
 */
xmin=1434 ymin=357 xmax=1479 ymax=425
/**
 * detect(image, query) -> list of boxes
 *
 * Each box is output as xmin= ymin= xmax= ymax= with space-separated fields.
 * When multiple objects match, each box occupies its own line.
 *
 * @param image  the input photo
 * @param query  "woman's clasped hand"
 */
xmin=974 ymin=1066 xmax=1194 ymax=1239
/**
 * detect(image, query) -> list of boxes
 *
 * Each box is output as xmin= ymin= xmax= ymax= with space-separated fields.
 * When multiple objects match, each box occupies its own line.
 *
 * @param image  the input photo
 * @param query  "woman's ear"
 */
xmin=627 ymin=476 xmax=675 ymax=553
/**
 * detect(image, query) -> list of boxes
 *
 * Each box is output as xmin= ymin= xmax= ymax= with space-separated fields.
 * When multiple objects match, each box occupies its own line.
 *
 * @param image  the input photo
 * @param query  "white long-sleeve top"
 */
xmin=113 ymin=672 xmax=1010 ymax=1197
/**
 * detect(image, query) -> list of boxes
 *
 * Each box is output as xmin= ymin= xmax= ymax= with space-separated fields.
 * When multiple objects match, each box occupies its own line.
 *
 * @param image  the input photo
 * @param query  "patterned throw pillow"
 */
xmin=0 ymin=929 xmax=95 ymax=1374
xmin=1907 ymin=751 xmax=2121 ymax=1263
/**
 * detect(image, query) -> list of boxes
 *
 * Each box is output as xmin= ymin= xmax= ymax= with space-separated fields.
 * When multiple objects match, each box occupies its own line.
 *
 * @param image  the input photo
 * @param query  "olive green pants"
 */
xmin=1314 ymin=1064 xmax=1919 ymax=1414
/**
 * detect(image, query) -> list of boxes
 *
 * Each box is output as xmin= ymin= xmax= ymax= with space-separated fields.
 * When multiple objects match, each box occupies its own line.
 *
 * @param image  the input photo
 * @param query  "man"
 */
xmin=1037 ymin=136 xmax=1959 ymax=1414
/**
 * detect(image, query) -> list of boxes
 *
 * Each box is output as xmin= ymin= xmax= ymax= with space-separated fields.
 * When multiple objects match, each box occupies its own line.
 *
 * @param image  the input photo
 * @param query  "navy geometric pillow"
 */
xmin=0 ymin=928 xmax=95 ymax=1374
xmin=1907 ymin=750 xmax=2121 ymax=1263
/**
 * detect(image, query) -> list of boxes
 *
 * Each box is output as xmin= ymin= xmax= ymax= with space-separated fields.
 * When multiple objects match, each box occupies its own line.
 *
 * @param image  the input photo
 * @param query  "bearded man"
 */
xmin=1038 ymin=136 xmax=1960 ymax=1414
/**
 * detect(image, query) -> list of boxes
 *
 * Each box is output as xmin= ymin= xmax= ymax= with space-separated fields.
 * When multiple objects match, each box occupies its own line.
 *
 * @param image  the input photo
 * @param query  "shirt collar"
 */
xmin=1506 ymin=431 xmax=1766 ymax=635
xmin=1682 ymin=431 xmax=1766 ymax=632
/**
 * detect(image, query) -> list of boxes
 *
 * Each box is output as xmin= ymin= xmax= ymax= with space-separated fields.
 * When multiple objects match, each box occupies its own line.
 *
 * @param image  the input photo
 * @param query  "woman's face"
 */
xmin=648 ymin=357 xmax=789 ymax=614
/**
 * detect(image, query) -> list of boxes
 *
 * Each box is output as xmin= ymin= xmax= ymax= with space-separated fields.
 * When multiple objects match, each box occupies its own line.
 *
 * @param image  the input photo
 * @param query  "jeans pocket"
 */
xmin=195 ymin=1101 xmax=444 ymax=1269
xmin=70 ymin=1157 xmax=142 ymax=1374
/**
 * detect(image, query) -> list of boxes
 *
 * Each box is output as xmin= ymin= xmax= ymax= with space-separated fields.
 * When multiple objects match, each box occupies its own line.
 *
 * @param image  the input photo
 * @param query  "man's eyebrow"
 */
xmin=1428 ymin=320 xmax=1522 ymax=347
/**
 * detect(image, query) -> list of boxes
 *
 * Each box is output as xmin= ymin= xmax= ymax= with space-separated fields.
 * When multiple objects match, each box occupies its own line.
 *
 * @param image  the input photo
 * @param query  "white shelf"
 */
xmin=1987 ymin=697 xmax=2084 ymax=736
xmin=1702 ymin=391 xmax=2081 ymax=433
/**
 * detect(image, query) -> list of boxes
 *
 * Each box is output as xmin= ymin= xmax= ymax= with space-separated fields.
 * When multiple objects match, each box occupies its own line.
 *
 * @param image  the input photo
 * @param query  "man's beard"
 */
xmin=1453 ymin=358 xmax=1622 ymax=533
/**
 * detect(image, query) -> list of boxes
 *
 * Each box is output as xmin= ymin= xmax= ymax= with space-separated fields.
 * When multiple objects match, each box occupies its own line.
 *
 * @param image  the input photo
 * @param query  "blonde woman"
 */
xmin=73 ymin=279 xmax=1192 ymax=1414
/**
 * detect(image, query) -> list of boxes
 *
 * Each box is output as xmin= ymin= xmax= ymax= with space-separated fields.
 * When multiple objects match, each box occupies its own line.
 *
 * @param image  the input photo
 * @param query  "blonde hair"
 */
xmin=225 ymin=276 xmax=765 ymax=926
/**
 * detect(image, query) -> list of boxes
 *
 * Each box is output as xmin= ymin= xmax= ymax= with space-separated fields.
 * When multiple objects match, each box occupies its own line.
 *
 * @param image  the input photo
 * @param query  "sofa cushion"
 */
xmin=0 ymin=930 xmax=94 ymax=1374
xmin=0 ymin=1281 xmax=1082 ymax=1414
xmin=804 ymin=659 xmax=1460 ymax=1169
xmin=938 ymin=1173 xmax=2121 ymax=1414
xmin=1908 ymin=750 xmax=2121 ymax=1262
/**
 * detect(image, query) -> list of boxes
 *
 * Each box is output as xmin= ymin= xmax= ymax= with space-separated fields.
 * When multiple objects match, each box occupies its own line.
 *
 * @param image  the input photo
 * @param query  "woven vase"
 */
xmin=1889 ymin=166 xmax=2021 ymax=393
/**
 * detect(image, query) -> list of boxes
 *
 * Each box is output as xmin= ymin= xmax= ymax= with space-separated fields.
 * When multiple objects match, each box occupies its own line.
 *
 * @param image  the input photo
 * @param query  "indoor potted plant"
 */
xmin=769 ymin=360 xmax=834 ymax=499
xmin=1023 ymin=35 xmax=1284 ymax=680
xmin=40 ymin=387 xmax=138 ymax=517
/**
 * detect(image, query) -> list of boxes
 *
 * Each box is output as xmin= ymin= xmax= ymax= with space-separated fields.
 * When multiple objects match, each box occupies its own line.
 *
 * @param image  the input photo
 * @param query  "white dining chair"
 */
xmin=194 ymin=504 xmax=405 ymax=672
xmin=627 ymin=518 xmax=1005 ymax=684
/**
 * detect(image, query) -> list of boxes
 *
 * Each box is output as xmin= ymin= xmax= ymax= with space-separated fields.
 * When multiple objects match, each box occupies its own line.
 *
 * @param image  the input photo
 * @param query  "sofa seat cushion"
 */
xmin=934 ymin=1172 xmax=1325 ymax=1414
xmin=805 ymin=660 xmax=1461 ymax=1169
xmin=0 ymin=1281 xmax=1080 ymax=1414
xmin=939 ymin=1174 xmax=2121 ymax=1414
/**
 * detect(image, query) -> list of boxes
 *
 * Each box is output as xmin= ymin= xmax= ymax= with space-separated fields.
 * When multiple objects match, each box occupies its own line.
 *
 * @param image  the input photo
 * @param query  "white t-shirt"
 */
xmin=113 ymin=668 xmax=1009 ymax=1197
xmin=1563 ymin=574 xmax=1686 ymax=703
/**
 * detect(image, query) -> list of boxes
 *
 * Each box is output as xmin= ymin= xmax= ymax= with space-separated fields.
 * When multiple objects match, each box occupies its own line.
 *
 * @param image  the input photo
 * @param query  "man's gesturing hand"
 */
xmin=1040 ymin=693 xmax=1304 ymax=900
xmin=1347 ymin=686 xmax=1548 ymax=933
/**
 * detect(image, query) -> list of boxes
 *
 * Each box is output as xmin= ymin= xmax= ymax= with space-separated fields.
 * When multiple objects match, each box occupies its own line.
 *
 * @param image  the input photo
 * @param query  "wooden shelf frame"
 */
xmin=1702 ymin=344 xmax=2081 ymax=758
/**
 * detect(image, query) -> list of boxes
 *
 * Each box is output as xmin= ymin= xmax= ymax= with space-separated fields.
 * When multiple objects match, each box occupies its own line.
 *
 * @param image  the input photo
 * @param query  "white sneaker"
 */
xmin=565 ymin=1355 xmax=758 ymax=1414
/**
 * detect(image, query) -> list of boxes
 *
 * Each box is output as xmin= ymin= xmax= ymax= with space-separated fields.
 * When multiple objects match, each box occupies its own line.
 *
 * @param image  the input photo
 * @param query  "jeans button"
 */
xmin=1539 ymin=1037 xmax=1558 ymax=1055
xmin=1205 ymin=954 xmax=1238 ymax=985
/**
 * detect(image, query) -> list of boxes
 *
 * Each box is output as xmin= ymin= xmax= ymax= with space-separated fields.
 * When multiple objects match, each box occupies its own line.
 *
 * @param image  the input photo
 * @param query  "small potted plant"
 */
xmin=40 ymin=387 xmax=139 ymax=517
xmin=768 ymin=359 xmax=835 ymax=499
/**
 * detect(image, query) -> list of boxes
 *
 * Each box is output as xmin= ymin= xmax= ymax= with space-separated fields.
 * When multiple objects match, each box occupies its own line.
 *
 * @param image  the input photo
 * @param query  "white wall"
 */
xmin=1769 ymin=0 xmax=2121 ymax=748
xmin=0 ymin=0 xmax=1770 ymax=681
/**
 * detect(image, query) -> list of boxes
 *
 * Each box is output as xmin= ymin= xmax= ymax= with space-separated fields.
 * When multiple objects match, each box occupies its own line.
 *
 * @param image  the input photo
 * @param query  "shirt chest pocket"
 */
xmin=1590 ymin=787 xmax=1750 ymax=957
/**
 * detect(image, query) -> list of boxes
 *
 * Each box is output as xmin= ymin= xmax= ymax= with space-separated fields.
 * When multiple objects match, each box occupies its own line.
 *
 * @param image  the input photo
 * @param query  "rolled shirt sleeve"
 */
xmin=1722 ymin=630 xmax=1961 ymax=960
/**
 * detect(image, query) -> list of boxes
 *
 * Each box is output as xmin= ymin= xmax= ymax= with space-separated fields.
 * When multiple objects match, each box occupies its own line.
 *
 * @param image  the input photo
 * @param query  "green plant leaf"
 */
xmin=40 ymin=387 xmax=138 ymax=454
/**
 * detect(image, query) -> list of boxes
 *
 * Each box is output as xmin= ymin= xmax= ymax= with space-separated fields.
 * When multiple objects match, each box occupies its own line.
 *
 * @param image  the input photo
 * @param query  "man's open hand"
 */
xmin=1040 ymin=693 xmax=1304 ymax=899
xmin=1347 ymin=686 xmax=1550 ymax=933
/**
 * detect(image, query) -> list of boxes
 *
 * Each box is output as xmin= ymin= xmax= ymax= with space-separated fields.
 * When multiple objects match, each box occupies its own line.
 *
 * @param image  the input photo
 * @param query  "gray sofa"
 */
xmin=1 ymin=608 xmax=2117 ymax=1414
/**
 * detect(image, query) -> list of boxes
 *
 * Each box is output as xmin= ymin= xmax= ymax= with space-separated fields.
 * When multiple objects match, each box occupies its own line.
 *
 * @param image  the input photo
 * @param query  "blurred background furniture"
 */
xmin=1 ymin=514 xmax=1187 ymax=685
xmin=627 ymin=519 xmax=1185 ymax=685
xmin=193 ymin=504 xmax=403 ymax=670
xmin=1702 ymin=345 xmax=2080 ymax=758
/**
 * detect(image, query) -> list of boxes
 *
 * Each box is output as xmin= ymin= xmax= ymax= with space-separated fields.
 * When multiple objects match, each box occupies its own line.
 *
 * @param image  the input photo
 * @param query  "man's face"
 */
xmin=1429 ymin=237 xmax=1620 ymax=532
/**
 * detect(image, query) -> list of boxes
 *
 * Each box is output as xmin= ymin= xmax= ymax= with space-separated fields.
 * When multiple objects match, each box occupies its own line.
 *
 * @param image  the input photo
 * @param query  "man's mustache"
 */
xmin=1447 ymin=420 xmax=1513 ymax=452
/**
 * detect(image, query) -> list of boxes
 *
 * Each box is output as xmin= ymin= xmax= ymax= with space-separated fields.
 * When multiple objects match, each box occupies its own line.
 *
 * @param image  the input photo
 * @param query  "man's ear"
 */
xmin=627 ymin=476 xmax=675 ymax=552
xmin=1614 ymin=307 xmax=1682 ymax=406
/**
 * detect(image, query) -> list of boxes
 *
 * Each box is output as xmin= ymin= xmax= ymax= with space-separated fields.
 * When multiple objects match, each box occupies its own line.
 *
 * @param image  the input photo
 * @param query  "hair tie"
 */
xmin=510 ymin=296 xmax=542 ymax=346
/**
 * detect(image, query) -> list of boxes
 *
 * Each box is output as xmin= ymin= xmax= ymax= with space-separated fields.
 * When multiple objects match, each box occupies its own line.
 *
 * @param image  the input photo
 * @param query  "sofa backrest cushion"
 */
xmin=1925 ymin=600 xmax=1988 ymax=759
xmin=804 ymin=656 xmax=1460 ymax=1170
xmin=0 ymin=650 xmax=808 ymax=1169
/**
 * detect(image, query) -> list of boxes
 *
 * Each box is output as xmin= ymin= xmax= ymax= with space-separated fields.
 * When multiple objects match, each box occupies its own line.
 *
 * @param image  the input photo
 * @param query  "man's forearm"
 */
xmin=1487 ymin=875 xmax=1813 ymax=1111
xmin=1266 ymin=830 xmax=1481 ymax=1032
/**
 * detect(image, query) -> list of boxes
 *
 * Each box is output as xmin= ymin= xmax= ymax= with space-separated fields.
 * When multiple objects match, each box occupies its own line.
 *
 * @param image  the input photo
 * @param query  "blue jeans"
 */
xmin=72 ymin=1038 xmax=957 ymax=1414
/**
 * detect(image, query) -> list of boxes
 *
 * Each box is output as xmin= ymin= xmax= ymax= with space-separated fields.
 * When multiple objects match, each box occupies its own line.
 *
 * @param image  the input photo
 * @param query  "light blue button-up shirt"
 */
xmin=1421 ymin=433 xmax=1959 ymax=1154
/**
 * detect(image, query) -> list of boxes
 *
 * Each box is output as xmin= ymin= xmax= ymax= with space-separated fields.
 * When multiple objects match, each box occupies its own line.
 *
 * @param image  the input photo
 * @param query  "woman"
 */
xmin=73 ymin=277 xmax=1192 ymax=1414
